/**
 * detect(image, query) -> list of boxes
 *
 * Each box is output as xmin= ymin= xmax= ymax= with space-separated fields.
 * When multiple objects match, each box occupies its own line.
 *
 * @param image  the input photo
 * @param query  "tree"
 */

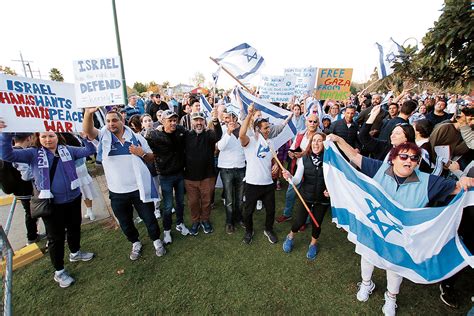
xmin=147 ymin=81 xmax=160 ymax=94
xmin=0 ymin=66 xmax=17 ymax=76
xmin=133 ymin=81 xmax=148 ymax=94
xmin=49 ymin=68 xmax=64 ymax=82
xmin=190 ymin=72 xmax=206 ymax=87
xmin=392 ymin=0 xmax=472 ymax=90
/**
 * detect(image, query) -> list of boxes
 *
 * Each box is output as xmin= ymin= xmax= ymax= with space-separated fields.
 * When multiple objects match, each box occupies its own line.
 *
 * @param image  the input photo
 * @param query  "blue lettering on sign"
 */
xmin=80 ymin=80 xmax=121 ymax=93
xmin=78 ymin=58 xmax=119 ymax=72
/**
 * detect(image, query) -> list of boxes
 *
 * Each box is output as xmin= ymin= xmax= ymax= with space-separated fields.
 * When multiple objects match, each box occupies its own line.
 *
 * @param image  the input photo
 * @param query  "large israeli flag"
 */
xmin=235 ymin=87 xmax=296 ymax=150
xmin=375 ymin=38 xmax=404 ymax=78
xmin=323 ymin=141 xmax=473 ymax=284
xmin=214 ymin=43 xmax=265 ymax=81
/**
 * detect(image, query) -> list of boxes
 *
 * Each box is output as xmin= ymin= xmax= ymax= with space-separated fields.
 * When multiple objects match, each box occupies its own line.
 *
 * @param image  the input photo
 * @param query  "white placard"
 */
xmin=284 ymin=67 xmax=317 ymax=97
xmin=73 ymin=56 xmax=124 ymax=108
xmin=258 ymin=75 xmax=295 ymax=103
xmin=0 ymin=74 xmax=83 ymax=133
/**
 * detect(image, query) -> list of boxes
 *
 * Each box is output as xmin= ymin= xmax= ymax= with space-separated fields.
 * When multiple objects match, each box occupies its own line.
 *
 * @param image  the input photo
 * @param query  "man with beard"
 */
xmin=184 ymin=109 xmax=222 ymax=235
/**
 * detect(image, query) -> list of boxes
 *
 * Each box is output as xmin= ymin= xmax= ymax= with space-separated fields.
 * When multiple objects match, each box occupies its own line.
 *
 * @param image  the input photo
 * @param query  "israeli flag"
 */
xmin=323 ymin=141 xmax=473 ymax=284
xmin=375 ymin=38 xmax=404 ymax=78
xmin=235 ymin=87 xmax=296 ymax=150
xmin=212 ymin=66 xmax=221 ymax=86
xmin=199 ymin=95 xmax=213 ymax=122
xmin=215 ymin=43 xmax=265 ymax=81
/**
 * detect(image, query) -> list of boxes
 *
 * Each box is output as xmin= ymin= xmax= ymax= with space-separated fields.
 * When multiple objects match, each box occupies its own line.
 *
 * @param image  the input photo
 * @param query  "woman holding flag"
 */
xmin=281 ymin=132 xmax=330 ymax=260
xmin=328 ymin=134 xmax=474 ymax=316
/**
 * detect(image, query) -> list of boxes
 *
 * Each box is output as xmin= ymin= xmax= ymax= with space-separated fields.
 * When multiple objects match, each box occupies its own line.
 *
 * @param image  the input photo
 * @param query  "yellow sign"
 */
xmin=314 ymin=68 xmax=353 ymax=100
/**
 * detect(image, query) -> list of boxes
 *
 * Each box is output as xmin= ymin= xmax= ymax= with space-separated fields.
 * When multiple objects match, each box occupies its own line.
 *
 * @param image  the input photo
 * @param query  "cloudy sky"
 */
xmin=1 ymin=0 xmax=444 ymax=88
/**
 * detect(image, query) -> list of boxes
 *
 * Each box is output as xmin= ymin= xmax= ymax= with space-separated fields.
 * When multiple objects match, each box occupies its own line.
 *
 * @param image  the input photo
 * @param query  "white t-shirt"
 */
xmin=243 ymin=134 xmax=273 ymax=185
xmin=99 ymin=128 xmax=152 ymax=194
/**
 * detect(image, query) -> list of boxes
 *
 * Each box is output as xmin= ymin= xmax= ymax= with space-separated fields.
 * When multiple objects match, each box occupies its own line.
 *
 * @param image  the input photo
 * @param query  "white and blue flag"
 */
xmin=212 ymin=66 xmax=221 ymax=86
xmin=215 ymin=43 xmax=265 ymax=81
xmin=235 ymin=87 xmax=297 ymax=150
xmin=199 ymin=95 xmax=213 ymax=122
xmin=375 ymin=38 xmax=404 ymax=78
xmin=323 ymin=141 xmax=473 ymax=284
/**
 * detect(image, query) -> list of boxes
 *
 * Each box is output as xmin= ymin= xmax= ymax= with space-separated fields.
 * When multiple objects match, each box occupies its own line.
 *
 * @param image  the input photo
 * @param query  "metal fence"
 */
xmin=0 ymin=197 xmax=16 ymax=316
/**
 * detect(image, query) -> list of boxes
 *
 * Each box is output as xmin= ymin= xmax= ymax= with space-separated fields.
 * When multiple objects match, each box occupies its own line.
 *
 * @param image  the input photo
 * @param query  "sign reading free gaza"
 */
xmin=0 ymin=74 xmax=83 ymax=133
xmin=315 ymin=68 xmax=353 ymax=100
xmin=73 ymin=56 xmax=124 ymax=108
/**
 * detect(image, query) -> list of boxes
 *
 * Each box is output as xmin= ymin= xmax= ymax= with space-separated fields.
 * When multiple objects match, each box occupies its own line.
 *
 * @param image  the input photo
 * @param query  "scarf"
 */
xmin=97 ymin=125 xmax=158 ymax=203
xmin=37 ymin=145 xmax=79 ymax=199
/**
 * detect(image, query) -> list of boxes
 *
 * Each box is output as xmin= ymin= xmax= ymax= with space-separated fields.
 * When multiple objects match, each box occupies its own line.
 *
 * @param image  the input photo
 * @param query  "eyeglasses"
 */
xmin=308 ymin=120 xmax=317 ymax=123
xmin=397 ymin=154 xmax=420 ymax=162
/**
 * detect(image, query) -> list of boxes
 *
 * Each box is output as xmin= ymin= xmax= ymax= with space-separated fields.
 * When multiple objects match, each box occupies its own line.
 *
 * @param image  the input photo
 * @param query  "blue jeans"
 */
xmin=220 ymin=167 xmax=245 ymax=225
xmin=159 ymin=173 xmax=185 ymax=231
xmin=282 ymin=183 xmax=301 ymax=217
xmin=109 ymin=190 xmax=161 ymax=243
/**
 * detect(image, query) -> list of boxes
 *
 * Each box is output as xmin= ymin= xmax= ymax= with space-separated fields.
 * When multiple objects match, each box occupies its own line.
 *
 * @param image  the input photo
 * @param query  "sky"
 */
xmin=0 ymin=0 xmax=445 ymax=89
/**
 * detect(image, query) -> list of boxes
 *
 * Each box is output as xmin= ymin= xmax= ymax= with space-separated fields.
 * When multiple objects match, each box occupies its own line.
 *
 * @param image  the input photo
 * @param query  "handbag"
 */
xmin=30 ymin=156 xmax=59 ymax=219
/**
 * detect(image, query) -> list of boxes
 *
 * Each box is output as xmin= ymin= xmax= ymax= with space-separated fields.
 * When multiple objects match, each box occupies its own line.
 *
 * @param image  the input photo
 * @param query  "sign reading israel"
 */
xmin=73 ymin=56 xmax=124 ymax=108
xmin=0 ymin=74 xmax=83 ymax=132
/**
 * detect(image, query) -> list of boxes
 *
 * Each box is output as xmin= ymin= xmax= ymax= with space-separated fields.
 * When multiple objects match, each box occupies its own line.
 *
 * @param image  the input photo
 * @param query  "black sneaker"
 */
xmin=190 ymin=222 xmax=200 ymax=236
xmin=242 ymin=231 xmax=254 ymax=244
xmin=439 ymin=284 xmax=458 ymax=309
xmin=201 ymin=221 xmax=214 ymax=234
xmin=264 ymin=230 xmax=278 ymax=244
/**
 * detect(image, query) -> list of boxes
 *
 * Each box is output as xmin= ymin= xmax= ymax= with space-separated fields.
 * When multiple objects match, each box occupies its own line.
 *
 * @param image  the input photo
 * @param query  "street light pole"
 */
xmin=112 ymin=0 xmax=128 ymax=103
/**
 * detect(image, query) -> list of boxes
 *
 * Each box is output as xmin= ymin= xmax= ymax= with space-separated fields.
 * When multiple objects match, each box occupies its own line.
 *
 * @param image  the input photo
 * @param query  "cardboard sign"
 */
xmin=73 ymin=56 xmax=124 ymax=108
xmin=258 ymin=75 xmax=295 ymax=103
xmin=0 ymin=74 xmax=83 ymax=133
xmin=314 ymin=68 xmax=353 ymax=100
xmin=284 ymin=67 xmax=317 ymax=97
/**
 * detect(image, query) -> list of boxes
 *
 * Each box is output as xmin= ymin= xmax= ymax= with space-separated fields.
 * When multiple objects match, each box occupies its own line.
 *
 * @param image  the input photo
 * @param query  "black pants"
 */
xmin=291 ymin=201 xmax=328 ymax=239
xmin=19 ymin=198 xmax=38 ymax=241
xmin=42 ymin=196 xmax=82 ymax=271
xmin=243 ymin=183 xmax=275 ymax=232
xmin=109 ymin=190 xmax=161 ymax=243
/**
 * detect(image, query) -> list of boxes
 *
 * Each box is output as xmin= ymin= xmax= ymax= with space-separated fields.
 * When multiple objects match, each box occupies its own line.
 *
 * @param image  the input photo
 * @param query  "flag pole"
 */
xmin=209 ymin=57 xmax=253 ymax=94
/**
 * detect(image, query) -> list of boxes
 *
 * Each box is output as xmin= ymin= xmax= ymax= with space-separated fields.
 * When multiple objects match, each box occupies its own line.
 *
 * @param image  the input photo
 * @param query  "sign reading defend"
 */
xmin=73 ymin=56 xmax=124 ymax=108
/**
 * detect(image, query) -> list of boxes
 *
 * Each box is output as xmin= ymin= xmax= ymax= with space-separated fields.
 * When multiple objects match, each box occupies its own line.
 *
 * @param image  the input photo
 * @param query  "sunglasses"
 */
xmin=308 ymin=120 xmax=317 ymax=123
xmin=397 ymin=154 xmax=420 ymax=162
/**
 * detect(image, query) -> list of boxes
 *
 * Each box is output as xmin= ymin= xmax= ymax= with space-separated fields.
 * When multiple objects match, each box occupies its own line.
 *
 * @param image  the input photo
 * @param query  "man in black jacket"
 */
xmin=329 ymin=105 xmax=360 ymax=150
xmin=146 ymin=94 xmax=170 ymax=122
xmin=146 ymin=110 xmax=189 ymax=244
xmin=184 ymin=110 xmax=222 ymax=235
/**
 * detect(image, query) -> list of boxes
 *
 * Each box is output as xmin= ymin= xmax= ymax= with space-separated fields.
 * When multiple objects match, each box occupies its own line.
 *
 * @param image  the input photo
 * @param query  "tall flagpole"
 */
xmin=112 ymin=0 xmax=128 ymax=102
xmin=209 ymin=57 xmax=253 ymax=94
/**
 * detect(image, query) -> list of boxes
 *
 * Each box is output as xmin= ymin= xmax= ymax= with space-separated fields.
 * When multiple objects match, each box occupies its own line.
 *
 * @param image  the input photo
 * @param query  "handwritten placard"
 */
xmin=314 ymin=68 xmax=353 ymax=100
xmin=284 ymin=67 xmax=317 ymax=97
xmin=73 ymin=56 xmax=124 ymax=108
xmin=0 ymin=74 xmax=83 ymax=132
xmin=258 ymin=75 xmax=295 ymax=103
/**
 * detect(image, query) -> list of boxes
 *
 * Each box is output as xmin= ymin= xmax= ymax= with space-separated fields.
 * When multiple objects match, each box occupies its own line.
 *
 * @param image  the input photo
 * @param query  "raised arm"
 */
xmin=82 ymin=107 xmax=100 ymax=140
xmin=239 ymin=103 xmax=255 ymax=147
xmin=327 ymin=134 xmax=362 ymax=168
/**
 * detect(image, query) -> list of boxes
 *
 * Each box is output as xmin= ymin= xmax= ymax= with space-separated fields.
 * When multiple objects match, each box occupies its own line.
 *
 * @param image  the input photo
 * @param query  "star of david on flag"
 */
xmin=375 ymin=37 xmax=404 ymax=78
xmin=214 ymin=43 xmax=265 ymax=81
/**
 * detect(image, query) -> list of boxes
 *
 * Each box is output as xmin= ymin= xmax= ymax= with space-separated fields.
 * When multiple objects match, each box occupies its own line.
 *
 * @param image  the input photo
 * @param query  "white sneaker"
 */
xmin=54 ymin=270 xmax=75 ymax=288
xmin=69 ymin=250 xmax=94 ymax=262
xmin=382 ymin=291 xmax=397 ymax=316
xmin=154 ymin=209 xmax=161 ymax=219
xmin=356 ymin=280 xmax=375 ymax=302
xmin=171 ymin=208 xmax=176 ymax=214
xmin=176 ymin=223 xmax=190 ymax=236
xmin=256 ymin=200 xmax=263 ymax=211
xmin=86 ymin=209 xmax=96 ymax=221
xmin=153 ymin=239 xmax=166 ymax=257
xmin=129 ymin=241 xmax=142 ymax=261
xmin=163 ymin=230 xmax=172 ymax=244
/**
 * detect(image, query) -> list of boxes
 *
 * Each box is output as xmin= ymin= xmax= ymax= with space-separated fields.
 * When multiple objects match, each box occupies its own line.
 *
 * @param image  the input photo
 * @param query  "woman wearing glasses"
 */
xmin=328 ymin=134 xmax=474 ymax=316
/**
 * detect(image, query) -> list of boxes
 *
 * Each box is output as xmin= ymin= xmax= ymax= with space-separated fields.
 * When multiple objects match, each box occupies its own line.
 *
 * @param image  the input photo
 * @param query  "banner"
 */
xmin=284 ymin=67 xmax=317 ymax=97
xmin=73 ymin=56 xmax=124 ymax=108
xmin=258 ymin=75 xmax=295 ymax=103
xmin=0 ymin=74 xmax=83 ymax=133
xmin=315 ymin=68 xmax=353 ymax=100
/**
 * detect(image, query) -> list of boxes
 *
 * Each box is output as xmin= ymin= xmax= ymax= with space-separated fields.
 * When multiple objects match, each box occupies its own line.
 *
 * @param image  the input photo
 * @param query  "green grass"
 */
xmin=12 ymin=187 xmax=473 ymax=315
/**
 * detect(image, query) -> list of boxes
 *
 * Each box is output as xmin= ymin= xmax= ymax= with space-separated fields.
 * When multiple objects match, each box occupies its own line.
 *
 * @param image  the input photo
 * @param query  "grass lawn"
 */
xmin=12 ymin=187 xmax=473 ymax=315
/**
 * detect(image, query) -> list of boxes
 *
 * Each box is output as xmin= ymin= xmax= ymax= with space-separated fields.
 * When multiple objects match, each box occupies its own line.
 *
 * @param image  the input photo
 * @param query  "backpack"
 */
xmin=0 ymin=160 xmax=32 ymax=196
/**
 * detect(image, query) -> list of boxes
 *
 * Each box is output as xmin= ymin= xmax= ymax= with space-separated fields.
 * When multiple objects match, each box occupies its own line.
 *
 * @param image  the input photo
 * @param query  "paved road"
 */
xmin=0 ymin=178 xmax=110 ymax=251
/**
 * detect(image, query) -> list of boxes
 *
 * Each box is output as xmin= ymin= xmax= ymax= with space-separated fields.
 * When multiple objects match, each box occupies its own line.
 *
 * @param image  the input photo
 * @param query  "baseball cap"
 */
xmin=161 ymin=110 xmax=178 ymax=120
xmin=191 ymin=112 xmax=206 ymax=120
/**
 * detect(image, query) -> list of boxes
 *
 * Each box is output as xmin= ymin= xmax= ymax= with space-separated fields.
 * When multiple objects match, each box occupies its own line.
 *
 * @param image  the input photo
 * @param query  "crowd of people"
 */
xmin=0 ymin=87 xmax=473 ymax=315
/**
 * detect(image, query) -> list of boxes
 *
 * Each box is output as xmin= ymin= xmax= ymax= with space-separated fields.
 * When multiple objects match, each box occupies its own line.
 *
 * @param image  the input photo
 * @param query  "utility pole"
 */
xmin=11 ymin=51 xmax=32 ymax=77
xmin=112 ymin=0 xmax=128 ymax=103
